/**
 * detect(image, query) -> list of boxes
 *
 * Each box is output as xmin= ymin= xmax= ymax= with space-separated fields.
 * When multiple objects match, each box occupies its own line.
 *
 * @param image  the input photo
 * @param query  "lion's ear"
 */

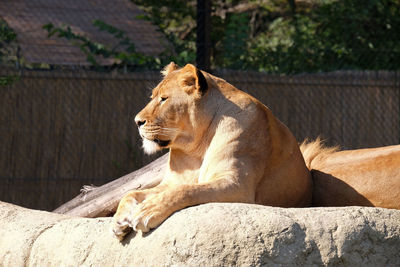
xmin=161 ymin=62 xmax=179 ymax=76
xmin=179 ymin=64 xmax=208 ymax=96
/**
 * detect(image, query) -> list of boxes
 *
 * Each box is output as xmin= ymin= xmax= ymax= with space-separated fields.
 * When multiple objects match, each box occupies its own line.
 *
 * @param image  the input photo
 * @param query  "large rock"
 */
xmin=1 ymin=201 xmax=399 ymax=266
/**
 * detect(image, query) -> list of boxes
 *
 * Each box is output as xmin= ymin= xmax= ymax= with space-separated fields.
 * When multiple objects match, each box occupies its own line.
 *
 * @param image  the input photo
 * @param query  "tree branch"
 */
xmin=53 ymin=153 xmax=168 ymax=217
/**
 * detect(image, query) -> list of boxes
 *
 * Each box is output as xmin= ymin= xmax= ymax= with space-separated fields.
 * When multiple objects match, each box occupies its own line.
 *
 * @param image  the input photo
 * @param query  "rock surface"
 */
xmin=1 ymin=201 xmax=399 ymax=266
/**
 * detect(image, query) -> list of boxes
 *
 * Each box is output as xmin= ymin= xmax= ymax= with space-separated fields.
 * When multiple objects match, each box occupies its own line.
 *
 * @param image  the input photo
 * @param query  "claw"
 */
xmin=111 ymin=219 xmax=132 ymax=240
xmin=116 ymin=220 xmax=130 ymax=227
xmin=111 ymin=227 xmax=125 ymax=241
xmin=130 ymin=218 xmax=139 ymax=232
xmin=144 ymin=214 xmax=154 ymax=229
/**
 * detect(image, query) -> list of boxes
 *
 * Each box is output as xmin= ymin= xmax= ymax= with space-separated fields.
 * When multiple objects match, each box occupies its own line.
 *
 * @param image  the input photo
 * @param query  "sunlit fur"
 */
xmin=300 ymin=137 xmax=339 ymax=170
xmin=301 ymin=138 xmax=400 ymax=209
xmin=112 ymin=62 xmax=312 ymax=240
xmin=142 ymin=139 xmax=161 ymax=155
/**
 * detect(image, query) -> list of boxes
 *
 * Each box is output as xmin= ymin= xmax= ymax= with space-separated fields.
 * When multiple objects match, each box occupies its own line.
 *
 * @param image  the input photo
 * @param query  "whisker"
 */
xmin=142 ymin=127 xmax=182 ymax=137
xmin=159 ymin=130 xmax=177 ymax=134
xmin=159 ymin=127 xmax=180 ymax=132
xmin=157 ymin=133 xmax=172 ymax=137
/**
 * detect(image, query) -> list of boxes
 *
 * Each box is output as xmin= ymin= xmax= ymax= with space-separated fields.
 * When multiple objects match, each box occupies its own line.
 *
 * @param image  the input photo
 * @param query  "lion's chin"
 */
xmin=142 ymin=138 xmax=170 ymax=155
xmin=142 ymin=139 xmax=161 ymax=155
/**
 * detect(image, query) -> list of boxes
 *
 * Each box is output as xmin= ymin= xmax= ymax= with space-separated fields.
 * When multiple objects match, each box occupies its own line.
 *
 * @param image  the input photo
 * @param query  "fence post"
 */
xmin=196 ymin=0 xmax=211 ymax=72
xmin=397 ymin=71 xmax=400 ymax=144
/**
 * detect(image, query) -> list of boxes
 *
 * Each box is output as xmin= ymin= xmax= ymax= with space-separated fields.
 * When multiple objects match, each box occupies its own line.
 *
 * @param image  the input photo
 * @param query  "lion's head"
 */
xmin=135 ymin=62 xmax=210 ymax=154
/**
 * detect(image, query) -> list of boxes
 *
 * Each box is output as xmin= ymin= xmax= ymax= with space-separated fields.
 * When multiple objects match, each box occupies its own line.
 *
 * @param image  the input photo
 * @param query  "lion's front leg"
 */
xmin=112 ymin=180 xmax=252 ymax=240
xmin=112 ymin=185 xmax=185 ymax=239
xmin=128 ymin=190 xmax=178 ymax=233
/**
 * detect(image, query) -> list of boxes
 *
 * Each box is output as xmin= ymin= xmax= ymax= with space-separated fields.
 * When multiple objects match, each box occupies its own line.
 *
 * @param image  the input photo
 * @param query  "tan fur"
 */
xmin=161 ymin=62 xmax=178 ymax=77
xmin=300 ymin=137 xmax=339 ymax=170
xmin=301 ymin=139 xmax=400 ymax=209
xmin=111 ymin=63 xmax=312 ymax=240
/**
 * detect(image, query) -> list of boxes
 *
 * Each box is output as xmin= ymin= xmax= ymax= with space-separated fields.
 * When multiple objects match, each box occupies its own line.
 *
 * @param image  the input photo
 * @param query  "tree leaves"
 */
xmin=42 ymin=21 xmax=160 ymax=70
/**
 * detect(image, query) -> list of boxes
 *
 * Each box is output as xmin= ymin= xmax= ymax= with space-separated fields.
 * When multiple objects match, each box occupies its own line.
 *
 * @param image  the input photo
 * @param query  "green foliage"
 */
xmin=0 ymin=75 xmax=19 ymax=86
xmin=131 ymin=0 xmax=302 ymax=70
xmin=132 ymin=0 xmax=400 ymax=73
xmin=313 ymin=0 xmax=400 ymax=71
xmin=220 ymin=13 xmax=250 ymax=69
xmin=247 ymin=0 xmax=400 ymax=73
xmin=0 ymin=20 xmax=17 ymax=64
xmin=41 ymin=0 xmax=400 ymax=73
xmin=132 ymin=0 xmax=197 ymax=66
xmin=0 ymin=20 xmax=19 ymax=86
xmin=0 ymin=21 xmax=16 ymax=46
xmin=43 ymin=21 xmax=162 ymax=70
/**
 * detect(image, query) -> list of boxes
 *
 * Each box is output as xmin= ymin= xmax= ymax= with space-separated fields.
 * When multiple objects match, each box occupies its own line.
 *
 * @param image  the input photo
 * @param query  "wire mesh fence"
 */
xmin=0 ymin=0 xmax=399 ymax=210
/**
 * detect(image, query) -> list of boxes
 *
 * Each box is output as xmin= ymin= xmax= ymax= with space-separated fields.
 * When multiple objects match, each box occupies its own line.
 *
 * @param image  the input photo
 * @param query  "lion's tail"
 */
xmin=300 ymin=137 xmax=339 ymax=170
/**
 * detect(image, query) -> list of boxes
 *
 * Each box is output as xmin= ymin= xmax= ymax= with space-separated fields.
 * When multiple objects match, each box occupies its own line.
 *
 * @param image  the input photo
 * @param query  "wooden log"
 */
xmin=53 ymin=153 xmax=169 ymax=218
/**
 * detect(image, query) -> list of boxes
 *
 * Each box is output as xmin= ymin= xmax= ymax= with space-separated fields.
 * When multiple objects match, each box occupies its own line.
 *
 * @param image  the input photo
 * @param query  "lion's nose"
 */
xmin=135 ymin=118 xmax=146 ymax=127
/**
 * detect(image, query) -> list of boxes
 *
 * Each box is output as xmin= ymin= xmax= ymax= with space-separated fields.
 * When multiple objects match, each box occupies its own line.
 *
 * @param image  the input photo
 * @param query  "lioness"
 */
xmin=112 ymin=63 xmax=312 ymax=240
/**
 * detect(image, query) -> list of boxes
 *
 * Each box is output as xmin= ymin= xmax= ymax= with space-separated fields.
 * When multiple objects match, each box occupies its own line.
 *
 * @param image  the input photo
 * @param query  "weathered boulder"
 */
xmin=1 ymin=201 xmax=399 ymax=266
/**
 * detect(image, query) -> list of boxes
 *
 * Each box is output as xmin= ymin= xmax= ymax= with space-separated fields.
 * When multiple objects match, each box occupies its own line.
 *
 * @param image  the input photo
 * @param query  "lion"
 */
xmin=300 ymin=138 xmax=400 ymax=209
xmin=111 ymin=63 xmax=312 ymax=240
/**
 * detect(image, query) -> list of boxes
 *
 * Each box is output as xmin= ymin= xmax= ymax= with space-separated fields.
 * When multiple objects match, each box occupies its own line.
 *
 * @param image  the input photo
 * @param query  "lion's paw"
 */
xmin=110 ymin=207 xmax=159 ymax=240
xmin=111 ymin=218 xmax=132 ymax=240
xmin=130 ymin=204 xmax=162 ymax=233
xmin=111 ymin=194 xmax=140 ymax=240
xmin=111 ymin=190 xmax=173 ymax=240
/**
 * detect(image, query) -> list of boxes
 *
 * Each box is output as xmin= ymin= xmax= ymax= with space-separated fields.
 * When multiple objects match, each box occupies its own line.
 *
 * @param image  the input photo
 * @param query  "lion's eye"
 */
xmin=160 ymin=96 xmax=168 ymax=103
